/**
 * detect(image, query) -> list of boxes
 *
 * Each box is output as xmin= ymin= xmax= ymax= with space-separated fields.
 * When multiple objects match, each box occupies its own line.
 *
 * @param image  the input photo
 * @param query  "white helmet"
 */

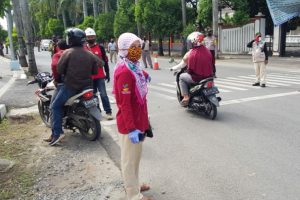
xmin=85 ymin=28 xmax=96 ymax=36
xmin=187 ymin=31 xmax=204 ymax=46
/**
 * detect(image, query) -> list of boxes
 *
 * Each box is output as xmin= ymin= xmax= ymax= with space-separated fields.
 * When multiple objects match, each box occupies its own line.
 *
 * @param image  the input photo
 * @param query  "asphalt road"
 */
xmin=8 ymin=48 xmax=300 ymax=199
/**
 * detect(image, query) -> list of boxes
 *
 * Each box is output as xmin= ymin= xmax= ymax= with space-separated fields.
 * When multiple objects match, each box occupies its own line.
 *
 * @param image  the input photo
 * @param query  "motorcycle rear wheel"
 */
xmin=38 ymin=100 xmax=51 ymax=128
xmin=76 ymin=107 xmax=101 ymax=141
xmin=204 ymin=102 xmax=217 ymax=120
xmin=177 ymin=90 xmax=183 ymax=103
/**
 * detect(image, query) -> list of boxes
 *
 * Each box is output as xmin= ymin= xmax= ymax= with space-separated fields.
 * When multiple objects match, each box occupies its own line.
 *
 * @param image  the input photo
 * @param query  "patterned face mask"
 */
xmin=127 ymin=47 xmax=142 ymax=62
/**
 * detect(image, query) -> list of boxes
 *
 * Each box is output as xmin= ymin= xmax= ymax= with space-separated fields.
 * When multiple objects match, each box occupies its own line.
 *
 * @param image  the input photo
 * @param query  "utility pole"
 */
xmin=181 ymin=0 xmax=187 ymax=28
xmin=5 ymin=8 xmax=16 ymax=60
xmin=212 ymin=0 xmax=219 ymax=58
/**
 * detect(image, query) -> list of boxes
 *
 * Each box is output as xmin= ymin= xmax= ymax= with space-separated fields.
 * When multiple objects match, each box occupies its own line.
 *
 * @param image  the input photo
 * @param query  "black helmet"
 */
xmin=65 ymin=28 xmax=86 ymax=47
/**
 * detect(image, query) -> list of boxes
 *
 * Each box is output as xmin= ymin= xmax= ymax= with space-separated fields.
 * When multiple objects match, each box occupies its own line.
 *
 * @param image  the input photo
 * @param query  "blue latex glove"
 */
xmin=147 ymin=75 xmax=151 ymax=83
xmin=128 ymin=129 xmax=141 ymax=144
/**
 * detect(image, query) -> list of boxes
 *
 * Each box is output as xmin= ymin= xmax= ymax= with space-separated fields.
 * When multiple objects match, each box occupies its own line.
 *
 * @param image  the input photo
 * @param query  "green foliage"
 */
xmin=46 ymin=18 xmax=64 ymax=37
xmin=0 ymin=0 xmax=10 ymax=17
xmin=114 ymin=0 xmax=136 ymax=37
xmin=0 ymin=25 xmax=7 ymax=42
xmin=5 ymin=28 xmax=18 ymax=50
xmin=197 ymin=0 xmax=212 ymax=29
xmin=182 ymin=23 xmax=196 ymax=37
xmin=136 ymin=0 xmax=182 ymax=37
xmin=94 ymin=12 xmax=115 ymax=41
xmin=231 ymin=10 xmax=249 ymax=26
xmin=77 ymin=16 xmax=95 ymax=30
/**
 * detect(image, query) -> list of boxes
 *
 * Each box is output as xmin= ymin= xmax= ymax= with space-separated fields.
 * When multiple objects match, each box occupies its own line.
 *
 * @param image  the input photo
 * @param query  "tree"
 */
xmin=92 ymin=0 xmax=99 ymax=18
xmin=0 ymin=25 xmax=7 ymax=42
xmin=77 ymin=16 xmax=95 ymax=30
xmin=11 ymin=0 xmax=28 ymax=67
xmin=82 ymin=0 xmax=88 ymax=17
xmin=136 ymin=0 xmax=182 ymax=55
xmin=94 ymin=12 xmax=115 ymax=41
xmin=19 ymin=0 xmax=38 ymax=75
xmin=46 ymin=18 xmax=64 ymax=37
xmin=197 ymin=0 xmax=212 ymax=30
xmin=114 ymin=0 xmax=136 ymax=37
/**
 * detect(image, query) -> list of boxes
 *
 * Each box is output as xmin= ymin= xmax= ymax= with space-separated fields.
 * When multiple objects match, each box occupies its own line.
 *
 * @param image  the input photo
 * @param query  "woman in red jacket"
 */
xmin=113 ymin=32 xmax=151 ymax=200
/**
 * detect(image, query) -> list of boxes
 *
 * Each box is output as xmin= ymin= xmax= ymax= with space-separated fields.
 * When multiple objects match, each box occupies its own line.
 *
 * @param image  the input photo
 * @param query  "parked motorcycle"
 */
xmin=27 ymin=72 xmax=101 ymax=140
xmin=173 ymin=68 xmax=221 ymax=120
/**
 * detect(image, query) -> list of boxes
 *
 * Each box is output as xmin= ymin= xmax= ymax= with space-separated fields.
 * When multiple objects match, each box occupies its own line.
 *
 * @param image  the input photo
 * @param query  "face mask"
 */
xmin=127 ymin=47 xmax=142 ymax=62
xmin=87 ymin=39 xmax=95 ymax=45
xmin=255 ymin=36 xmax=261 ymax=42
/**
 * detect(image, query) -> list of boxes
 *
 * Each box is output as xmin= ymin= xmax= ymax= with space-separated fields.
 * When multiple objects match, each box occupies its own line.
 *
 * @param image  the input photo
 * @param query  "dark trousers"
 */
xmin=210 ymin=50 xmax=216 ymax=74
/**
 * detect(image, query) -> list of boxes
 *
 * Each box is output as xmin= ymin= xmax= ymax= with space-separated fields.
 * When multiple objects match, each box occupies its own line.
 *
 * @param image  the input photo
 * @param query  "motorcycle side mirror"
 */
xmin=27 ymin=80 xmax=36 ymax=85
xmin=169 ymin=57 xmax=179 ymax=64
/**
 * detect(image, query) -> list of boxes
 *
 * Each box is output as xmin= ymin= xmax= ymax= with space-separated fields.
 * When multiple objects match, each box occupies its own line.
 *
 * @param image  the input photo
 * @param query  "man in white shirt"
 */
xmin=142 ymin=37 xmax=153 ymax=69
xmin=108 ymin=38 xmax=117 ymax=63
xmin=204 ymin=31 xmax=217 ymax=77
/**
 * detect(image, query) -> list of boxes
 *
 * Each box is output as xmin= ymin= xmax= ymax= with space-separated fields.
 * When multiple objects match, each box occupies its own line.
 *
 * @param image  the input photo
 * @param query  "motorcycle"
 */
xmin=173 ymin=67 xmax=221 ymax=120
xmin=27 ymin=72 xmax=101 ymax=141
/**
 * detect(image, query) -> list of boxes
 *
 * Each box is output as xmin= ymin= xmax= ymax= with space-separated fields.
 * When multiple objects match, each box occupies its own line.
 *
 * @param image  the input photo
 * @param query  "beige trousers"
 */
xmin=110 ymin=50 xmax=117 ymax=63
xmin=254 ymin=61 xmax=267 ymax=84
xmin=119 ymin=134 xmax=143 ymax=200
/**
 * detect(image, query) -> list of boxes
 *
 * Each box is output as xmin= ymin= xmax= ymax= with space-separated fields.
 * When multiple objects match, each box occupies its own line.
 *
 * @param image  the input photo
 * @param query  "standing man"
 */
xmin=108 ymin=38 xmax=117 ymax=63
xmin=247 ymin=32 xmax=268 ymax=87
xmin=85 ymin=28 xmax=113 ymax=120
xmin=141 ymin=36 xmax=153 ymax=69
xmin=36 ymin=38 xmax=41 ymax=52
xmin=49 ymin=35 xmax=59 ymax=57
xmin=50 ymin=28 xmax=100 ymax=146
xmin=204 ymin=30 xmax=217 ymax=77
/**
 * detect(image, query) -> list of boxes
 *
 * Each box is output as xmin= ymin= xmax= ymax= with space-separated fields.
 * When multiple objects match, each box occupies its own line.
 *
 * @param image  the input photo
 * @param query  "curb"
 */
xmin=0 ymin=104 xmax=7 ymax=121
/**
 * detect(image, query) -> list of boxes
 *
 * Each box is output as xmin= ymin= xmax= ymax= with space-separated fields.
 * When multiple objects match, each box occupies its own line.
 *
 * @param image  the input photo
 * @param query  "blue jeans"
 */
xmin=51 ymin=85 xmax=77 ymax=137
xmin=93 ymin=78 xmax=112 ymax=114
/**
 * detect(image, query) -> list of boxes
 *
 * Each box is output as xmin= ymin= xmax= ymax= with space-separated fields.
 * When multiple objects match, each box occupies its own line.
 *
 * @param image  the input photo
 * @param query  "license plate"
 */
xmin=83 ymin=98 xmax=98 ymax=108
xmin=203 ymin=87 xmax=219 ymax=96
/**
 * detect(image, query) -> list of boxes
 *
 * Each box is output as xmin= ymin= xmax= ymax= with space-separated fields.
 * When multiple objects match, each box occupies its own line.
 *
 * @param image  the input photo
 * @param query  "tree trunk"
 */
xmin=181 ymin=0 xmax=186 ymax=28
xmin=158 ymin=37 xmax=164 ymax=56
xmin=104 ymin=0 xmax=109 ymax=13
xmin=212 ymin=0 xmax=219 ymax=58
xmin=5 ymin=9 xmax=16 ymax=60
xmin=11 ymin=0 xmax=28 ymax=67
xmin=92 ymin=0 xmax=99 ymax=18
xmin=83 ymin=0 xmax=88 ymax=18
xmin=62 ymin=11 xmax=67 ymax=30
xmin=135 ymin=0 xmax=142 ymax=37
xmin=19 ymin=0 xmax=38 ymax=75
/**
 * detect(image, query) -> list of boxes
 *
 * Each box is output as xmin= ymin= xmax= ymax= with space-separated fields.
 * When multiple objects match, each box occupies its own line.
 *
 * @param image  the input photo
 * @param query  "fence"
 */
xmin=219 ymin=22 xmax=255 ymax=54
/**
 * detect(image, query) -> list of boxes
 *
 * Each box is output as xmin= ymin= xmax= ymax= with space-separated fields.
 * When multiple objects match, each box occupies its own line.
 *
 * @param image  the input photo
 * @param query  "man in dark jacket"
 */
xmin=247 ymin=32 xmax=268 ymax=87
xmin=49 ymin=28 xmax=101 ymax=146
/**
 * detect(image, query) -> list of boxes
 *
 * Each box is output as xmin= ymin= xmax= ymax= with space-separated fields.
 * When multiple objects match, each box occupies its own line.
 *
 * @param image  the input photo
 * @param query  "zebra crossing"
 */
xmin=102 ymin=72 xmax=300 ymax=102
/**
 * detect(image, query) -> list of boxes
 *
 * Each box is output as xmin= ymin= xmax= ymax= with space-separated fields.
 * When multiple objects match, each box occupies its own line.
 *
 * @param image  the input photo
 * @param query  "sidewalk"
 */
xmin=0 ymin=56 xmax=27 ymax=120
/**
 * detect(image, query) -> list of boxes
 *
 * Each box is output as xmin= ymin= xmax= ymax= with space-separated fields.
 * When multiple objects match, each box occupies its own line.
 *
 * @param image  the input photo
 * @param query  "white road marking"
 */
xmin=101 ymin=119 xmax=117 ymax=126
xmin=148 ymin=90 xmax=177 ymax=100
xmin=249 ymin=75 xmax=300 ymax=84
xmin=0 ymin=78 xmax=15 ymax=99
xmin=148 ymin=84 xmax=176 ymax=94
xmin=239 ymin=76 xmax=290 ymax=86
xmin=215 ymin=80 xmax=260 ymax=89
xmin=226 ymin=77 xmax=277 ymax=87
xmin=216 ymin=84 xmax=248 ymax=91
xmin=220 ymin=91 xmax=300 ymax=106
xmin=157 ymin=83 xmax=176 ymax=88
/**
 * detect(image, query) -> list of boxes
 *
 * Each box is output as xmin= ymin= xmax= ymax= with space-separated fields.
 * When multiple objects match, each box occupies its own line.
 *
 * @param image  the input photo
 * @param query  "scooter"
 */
xmin=173 ymin=67 xmax=221 ymax=120
xmin=27 ymin=72 xmax=102 ymax=140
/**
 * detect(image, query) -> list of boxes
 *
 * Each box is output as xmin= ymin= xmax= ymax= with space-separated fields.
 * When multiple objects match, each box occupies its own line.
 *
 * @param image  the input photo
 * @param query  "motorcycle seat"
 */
xmin=199 ymin=77 xmax=214 ymax=85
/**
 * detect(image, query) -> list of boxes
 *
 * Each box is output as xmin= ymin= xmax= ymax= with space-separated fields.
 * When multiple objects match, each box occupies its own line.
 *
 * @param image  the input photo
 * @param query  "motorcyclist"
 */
xmin=171 ymin=32 xmax=214 ymax=106
xmin=49 ymin=28 xmax=101 ymax=146
xmin=84 ymin=28 xmax=113 ymax=120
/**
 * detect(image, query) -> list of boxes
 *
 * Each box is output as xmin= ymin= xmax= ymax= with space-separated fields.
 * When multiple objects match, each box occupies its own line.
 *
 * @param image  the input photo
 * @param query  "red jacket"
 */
xmin=85 ymin=44 xmax=106 ymax=79
xmin=51 ymin=50 xmax=64 ymax=82
xmin=188 ymin=46 xmax=213 ymax=82
xmin=114 ymin=64 xmax=149 ymax=134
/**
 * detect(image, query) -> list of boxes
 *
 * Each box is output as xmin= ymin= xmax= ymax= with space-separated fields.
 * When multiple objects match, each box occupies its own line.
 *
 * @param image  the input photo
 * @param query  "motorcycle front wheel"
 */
xmin=38 ymin=100 xmax=51 ymax=128
xmin=204 ymin=102 xmax=217 ymax=120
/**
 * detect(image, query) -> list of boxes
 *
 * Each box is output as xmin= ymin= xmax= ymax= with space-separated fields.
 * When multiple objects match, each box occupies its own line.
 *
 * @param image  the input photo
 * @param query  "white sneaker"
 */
xmin=106 ymin=113 xmax=113 ymax=120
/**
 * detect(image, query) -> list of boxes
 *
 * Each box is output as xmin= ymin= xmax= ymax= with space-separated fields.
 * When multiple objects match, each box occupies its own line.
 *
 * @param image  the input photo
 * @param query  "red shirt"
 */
xmin=85 ymin=44 xmax=106 ymax=79
xmin=114 ymin=64 xmax=149 ymax=134
xmin=51 ymin=50 xmax=64 ymax=82
xmin=188 ymin=46 xmax=213 ymax=82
